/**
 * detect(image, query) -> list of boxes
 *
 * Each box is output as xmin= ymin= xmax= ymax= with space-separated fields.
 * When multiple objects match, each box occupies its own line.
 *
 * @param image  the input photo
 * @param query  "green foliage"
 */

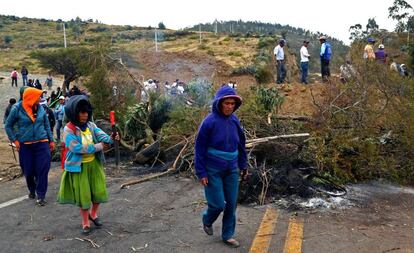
xmin=87 ymin=67 xmax=112 ymax=116
xmin=158 ymin=22 xmax=166 ymax=30
xmin=124 ymin=102 xmax=148 ymax=140
xmin=227 ymin=51 xmax=242 ymax=57
xmin=3 ymin=35 xmax=12 ymax=44
xmin=254 ymin=86 xmax=285 ymax=113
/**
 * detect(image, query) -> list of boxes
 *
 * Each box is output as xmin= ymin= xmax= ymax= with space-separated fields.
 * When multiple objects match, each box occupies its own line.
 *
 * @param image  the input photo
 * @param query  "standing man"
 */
xmin=54 ymin=96 xmax=65 ymax=142
xmin=274 ymin=39 xmax=286 ymax=84
xmin=10 ymin=68 xmax=18 ymax=87
xmin=21 ymin=66 xmax=29 ymax=86
xmin=300 ymin=40 xmax=311 ymax=84
xmin=319 ymin=36 xmax=332 ymax=82
xmin=5 ymin=88 xmax=55 ymax=206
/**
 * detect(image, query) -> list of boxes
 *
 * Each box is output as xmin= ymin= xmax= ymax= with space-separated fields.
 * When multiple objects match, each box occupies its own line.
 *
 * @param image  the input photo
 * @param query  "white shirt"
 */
xmin=274 ymin=45 xmax=284 ymax=60
xmin=300 ymin=46 xmax=310 ymax=62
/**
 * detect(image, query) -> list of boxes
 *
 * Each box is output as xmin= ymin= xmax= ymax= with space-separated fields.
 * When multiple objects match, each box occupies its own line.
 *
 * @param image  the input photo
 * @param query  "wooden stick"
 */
xmin=275 ymin=115 xmax=312 ymax=121
xmin=120 ymin=139 xmax=189 ymax=189
xmin=246 ymin=133 xmax=310 ymax=148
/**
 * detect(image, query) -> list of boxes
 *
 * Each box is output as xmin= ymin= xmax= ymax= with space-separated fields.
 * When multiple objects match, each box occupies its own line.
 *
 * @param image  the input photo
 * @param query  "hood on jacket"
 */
xmin=19 ymin=86 xmax=29 ymax=101
xmin=212 ymin=85 xmax=242 ymax=116
xmin=65 ymin=95 xmax=93 ymax=126
xmin=22 ymin=87 xmax=43 ymax=122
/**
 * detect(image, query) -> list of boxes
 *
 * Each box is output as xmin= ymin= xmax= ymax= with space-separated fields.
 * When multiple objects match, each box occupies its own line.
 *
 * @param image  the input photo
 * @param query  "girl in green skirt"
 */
xmin=58 ymin=95 xmax=118 ymax=235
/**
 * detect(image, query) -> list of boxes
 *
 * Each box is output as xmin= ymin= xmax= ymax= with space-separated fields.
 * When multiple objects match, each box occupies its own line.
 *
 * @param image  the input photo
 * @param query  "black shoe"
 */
xmin=82 ymin=226 xmax=91 ymax=235
xmin=36 ymin=199 xmax=47 ymax=206
xmin=203 ymin=224 xmax=213 ymax=236
xmin=28 ymin=193 xmax=36 ymax=199
xmin=89 ymin=215 xmax=103 ymax=227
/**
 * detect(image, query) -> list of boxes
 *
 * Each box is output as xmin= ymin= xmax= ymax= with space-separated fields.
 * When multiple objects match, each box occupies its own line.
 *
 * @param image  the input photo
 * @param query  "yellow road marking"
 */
xmin=283 ymin=217 xmax=304 ymax=253
xmin=248 ymin=208 xmax=278 ymax=253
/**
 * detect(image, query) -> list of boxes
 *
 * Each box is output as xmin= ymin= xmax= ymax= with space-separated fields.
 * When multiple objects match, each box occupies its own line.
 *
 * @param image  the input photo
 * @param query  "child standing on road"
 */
xmin=57 ymin=95 xmax=118 ymax=235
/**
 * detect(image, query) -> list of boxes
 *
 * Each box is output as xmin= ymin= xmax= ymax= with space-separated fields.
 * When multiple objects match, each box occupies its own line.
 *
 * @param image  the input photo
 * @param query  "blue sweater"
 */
xmin=195 ymin=86 xmax=248 ymax=179
xmin=5 ymin=102 xmax=54 ymax=143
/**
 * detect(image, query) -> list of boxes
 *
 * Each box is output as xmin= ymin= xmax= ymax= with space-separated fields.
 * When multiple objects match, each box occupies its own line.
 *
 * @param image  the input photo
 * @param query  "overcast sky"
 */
xmin=1 ymin=0 xmax=399 ymax=44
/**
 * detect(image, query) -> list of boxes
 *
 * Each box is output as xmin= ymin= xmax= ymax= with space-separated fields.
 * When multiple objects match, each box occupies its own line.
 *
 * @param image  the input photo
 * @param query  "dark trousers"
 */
xmin=11 ymin=77 xmax=17 ymax=87
xmin=276 ymin=60 xmax=286 ymax=84
xmin=19 ymin=142 xmax=51 ymax=199
xmin=56 ymin=120 xmax=63 ymax=141
xmin=321 ymin=59 xmax=330 ymax=79
xmin=203 ymin=167 xmax=239 ymax=241
xmin=301 ymin=62 xmax=309 ymax=84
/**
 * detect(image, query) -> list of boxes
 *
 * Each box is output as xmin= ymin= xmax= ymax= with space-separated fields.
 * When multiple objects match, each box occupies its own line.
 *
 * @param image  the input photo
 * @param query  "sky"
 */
xmin=0 ymin=0 xmax=400 ymax=44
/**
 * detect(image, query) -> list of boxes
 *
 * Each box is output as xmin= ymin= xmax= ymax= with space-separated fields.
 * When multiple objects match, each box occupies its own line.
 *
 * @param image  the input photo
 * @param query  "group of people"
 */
xmin=364 ymin=37 xmax=388 ymax=64
xmin=3 ymin=79 xmax=247 ymax=247
xmin=274 ymin=36 xmax=332 ymax=85
xmin=10 ymin=66 xmax=53 ymax=89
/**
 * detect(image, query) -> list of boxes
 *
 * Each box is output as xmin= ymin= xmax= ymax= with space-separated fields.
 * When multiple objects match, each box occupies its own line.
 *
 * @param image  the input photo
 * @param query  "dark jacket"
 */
xmin=42 ymin=105 xmax=56 ymax=130
xmin=3 ymin=104 xmax=14 ymax=123
xmin=195 ymin=86 xmax=247 ymax=179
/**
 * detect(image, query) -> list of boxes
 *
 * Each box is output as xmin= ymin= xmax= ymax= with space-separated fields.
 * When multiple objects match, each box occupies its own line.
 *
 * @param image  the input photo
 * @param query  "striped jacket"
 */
xmin=63 ymin=122 xmax=113 ymax=172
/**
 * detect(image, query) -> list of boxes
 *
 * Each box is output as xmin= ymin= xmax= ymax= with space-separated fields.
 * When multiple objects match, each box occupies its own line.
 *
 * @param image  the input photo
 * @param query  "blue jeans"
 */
xmin=56 ymin=120 xmax=63 ymax=141
xmin=202 ymin=167 xmax=239 ymax=241
xmin=301 ymin=62 xmax=309 ymax=84
xmin=19 ymin=142 xmax=51 ymax=199
xmin=276 ymin=60 xmax=286 ymax=84
xmin=22 ymin=75 xmax=28 ymax=86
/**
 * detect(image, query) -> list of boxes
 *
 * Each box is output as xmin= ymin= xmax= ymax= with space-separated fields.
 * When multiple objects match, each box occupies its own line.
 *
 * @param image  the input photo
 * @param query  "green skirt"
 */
xmin=57 ymin=158 xmax=108 ymax=209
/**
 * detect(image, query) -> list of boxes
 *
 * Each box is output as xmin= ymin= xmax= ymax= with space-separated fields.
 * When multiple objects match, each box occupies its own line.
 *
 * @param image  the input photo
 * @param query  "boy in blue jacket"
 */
xmin=195 ymin=85 xmax=248 ymax=248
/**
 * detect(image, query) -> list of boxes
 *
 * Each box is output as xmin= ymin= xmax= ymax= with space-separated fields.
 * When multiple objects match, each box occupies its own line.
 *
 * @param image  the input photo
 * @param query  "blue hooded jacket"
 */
xmin=195 ymin=85 xmax=248 ymax=179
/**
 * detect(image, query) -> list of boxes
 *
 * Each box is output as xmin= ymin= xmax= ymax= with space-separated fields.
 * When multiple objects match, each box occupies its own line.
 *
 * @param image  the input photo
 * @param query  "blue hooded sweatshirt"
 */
xmin=195 ymin=85 xmax=248 ymax=179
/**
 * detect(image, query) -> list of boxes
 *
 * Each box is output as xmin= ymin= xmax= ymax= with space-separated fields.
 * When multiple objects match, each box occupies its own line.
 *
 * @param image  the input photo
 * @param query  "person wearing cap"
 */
xmin=195 ymin=85 xmax=248 ymax=248
xmin=300 ymin=40 xmax=311 ymax=84
xmin=40 ymin=98 xmax=56 ymax=135
xmin=54 ymin=96 xmax=66 ymax=142
xmin=364 ymin=37 xmax=376 ymax=60
xmin=5 ymin=87 xmax=55 ymax=206
xmin=319 ymin=36 xmax=332 ymax=82
xmin=274 ymin=39 xmax=287 ymax=84
xmin=375 ymin=44 xmax=387 ymax=64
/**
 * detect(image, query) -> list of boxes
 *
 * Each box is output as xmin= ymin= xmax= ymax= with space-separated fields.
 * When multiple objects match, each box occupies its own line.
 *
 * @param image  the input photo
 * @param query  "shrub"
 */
xmin=3 ymin=35 xmax=12 ymax=44
xmin=227 ymin=51 xmax=243 ymax=57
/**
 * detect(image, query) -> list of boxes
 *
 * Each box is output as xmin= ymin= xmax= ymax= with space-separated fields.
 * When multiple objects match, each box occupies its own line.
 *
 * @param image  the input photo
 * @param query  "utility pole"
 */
xmin=155 ymin=27 xmax=158 ymax=52
xmin=215 ymin=19 xmax=218 ymax=35
xmin=199 ymin=24 xmax=202 ymax=44
xmin=63 ymin=23 xmax=67 ymax=48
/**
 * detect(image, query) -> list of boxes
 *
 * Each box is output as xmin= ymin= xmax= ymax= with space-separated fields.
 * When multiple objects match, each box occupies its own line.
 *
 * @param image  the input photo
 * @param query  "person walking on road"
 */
xmin=3 ymin=98 xmax=17 ymax=124
xmin=5 ymin=87 xmax=55 ymax=206
xmin=40 ymin=98 xmax=55 ymax=134
xmin=45 ymin=73 xmax=53 ymax=90
xmin=10 ymin=68 xmax=18 ymax=87
xmin=21 ymin=66 xmax=29 ymax=86
xmin=195 ymin=85 xmax=248 ymax=248
xmin=274 ymin=39 xmax=287 ymax=84
xmin=300 ymin=40 xmax=311 ymax=84
xmin=319 ymin=36 xmax=332 ymax=82
xmin=54 ymin=96 xmax=66 ymax=142
xmin=57 ymin=95 xmax=118 ymax=235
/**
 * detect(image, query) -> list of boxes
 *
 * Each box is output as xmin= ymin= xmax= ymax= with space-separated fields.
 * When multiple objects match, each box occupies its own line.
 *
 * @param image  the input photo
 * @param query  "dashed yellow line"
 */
xmin=248 ymin=208 xmax=278 ymax=253
xmin=283 ymin=216 xmax=304 ymax=253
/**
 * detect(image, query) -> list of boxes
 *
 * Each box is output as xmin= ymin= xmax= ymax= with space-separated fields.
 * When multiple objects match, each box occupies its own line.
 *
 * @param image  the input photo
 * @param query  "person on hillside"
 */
xmin=300 ymin=40 xmax=311 ymax=84
xmin=10 ymin=68 xmax=18 ymax=87
xmin=364 ymin=37 xmax=376 ymax=60
xmin=27 ymin=79 xmax=34 ymax=88
xmin=319 ymin=36 xmax=332 ymax=82
xmin=45 ymin=73 xmax=53 ymax=90
xmin=5 ymin=87 xmax=55 ymax=206
xmin=54 ymin=96 xmax=66 ymax=142
xmin=195 ymin=85 xmax=248 ymax=248
xmin=375 ymin=44 xmax=387 ymax=64
xmin=340 ymin=60 xmax=357 ymax=83
xmin=3 ymin=98 xmax=17 ymax=124
xmin=21 ymin=66 xmax=29 ymax=86
xmin=274 ymin=39 xmax=287 ymax=84
xmin=39 ymin=98 xmax=55 ymax=135
xmin=57 ymin=95 xmax=118 ymax=235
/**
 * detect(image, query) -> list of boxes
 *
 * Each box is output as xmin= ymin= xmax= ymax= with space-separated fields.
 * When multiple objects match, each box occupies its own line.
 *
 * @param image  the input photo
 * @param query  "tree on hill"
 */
xmin=31 ymin=47 xmax=94 ymax=93
xmin=388 ymin=0 xmax=413 ymax=44
xmin=158 ymin=22 xmax=166 ymax=30
xmin=366 ymin=18 xmax=379 ymax=35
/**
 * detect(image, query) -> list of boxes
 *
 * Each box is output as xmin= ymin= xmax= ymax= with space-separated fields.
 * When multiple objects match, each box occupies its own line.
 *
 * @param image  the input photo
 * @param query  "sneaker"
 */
xmin=28 ymin=193 xmax=36 ymax=199
xmin=203 ymin=224 xmax=213 ymax=236
xmin=223 ymin=238 xmax=240 ymax=248
xmin=36 ymin=199 xmax=47 ymax=206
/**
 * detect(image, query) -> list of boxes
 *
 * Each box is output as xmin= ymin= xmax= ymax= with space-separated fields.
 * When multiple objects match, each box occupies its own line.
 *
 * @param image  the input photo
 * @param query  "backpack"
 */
xmin=11 ymin=71 xmax=17 ymax=78
xmin=323 ymin=42 xmax=332 ymax=61
xmin=61 ymin=122 xmax=77 ymax=170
